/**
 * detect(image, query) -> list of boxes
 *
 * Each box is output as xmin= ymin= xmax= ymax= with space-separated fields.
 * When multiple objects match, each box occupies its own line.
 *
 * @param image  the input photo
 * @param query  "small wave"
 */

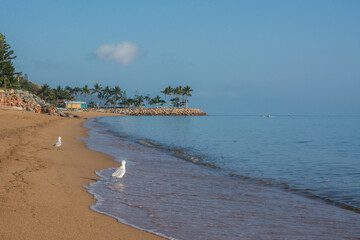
xmin=136 ymin=139 xmax=221 ymax=169
xmin=171 ymin=150 xmax=201 ymax=163
xmin=136 ymin=139 xmax=201 ymax=162
xmin=228 ymin=173 xmax=360 ymax=214
xmin=136 ymin=139 xmax=162 ymax=149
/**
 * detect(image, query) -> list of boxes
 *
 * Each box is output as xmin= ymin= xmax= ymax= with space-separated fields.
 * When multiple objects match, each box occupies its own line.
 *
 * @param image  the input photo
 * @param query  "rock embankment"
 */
xmin=84 ymin=107 xmax=207 ymax=116
xmin=0 ymin=89 xmax=78 ymax=118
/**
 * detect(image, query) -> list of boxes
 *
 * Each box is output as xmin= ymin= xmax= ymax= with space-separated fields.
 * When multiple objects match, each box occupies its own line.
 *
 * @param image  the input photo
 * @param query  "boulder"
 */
xmin=58 ymin=111 xmax=67 ymax=117
xmin=12 ymin=106 xmax=23 ymax=111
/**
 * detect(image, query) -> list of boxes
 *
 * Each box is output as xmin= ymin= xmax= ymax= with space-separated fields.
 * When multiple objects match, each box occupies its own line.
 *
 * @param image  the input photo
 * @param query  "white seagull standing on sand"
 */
xmin=112 ymin=160 xmax=126 ymax=183
xmin=54 ymin=136 xmax=61 ymax=147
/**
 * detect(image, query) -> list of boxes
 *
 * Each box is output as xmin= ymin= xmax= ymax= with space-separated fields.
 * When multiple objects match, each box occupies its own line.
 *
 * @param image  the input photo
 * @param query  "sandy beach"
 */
xmin=0 ymin=105 xmax=165 ymax=240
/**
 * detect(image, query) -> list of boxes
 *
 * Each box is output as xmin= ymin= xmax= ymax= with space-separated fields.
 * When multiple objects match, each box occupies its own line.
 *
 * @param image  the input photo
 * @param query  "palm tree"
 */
xmin=54 ymin=85 xmax=63 ymax=106
xmin=144 ymin=95 xmax=151 ymax=107
xmin=112 ymin=85 xmax=123 ymax=107
xmin=172 ymin=86 xmax=183 ymax=108
xmin=63 ymin=89 xmax=74 ymax=102
xmin=182 ymin=85 xmax=193 ymax=108
xmin=105 ymin=96 xmax=115 ymax=107
xmin=127 ymin=98 xmax=135 ymax=108
xmin=88 ymin=101 xmax=96 ymax=108
xmin=64 ymin=86 xmax=74 ymax=102
xmin=82 ymin=84 xmax=90 ymax=104
xmin=54 ymin=85 xmax=61 ymax=100
xmin=91 ymin=83 xmax=102 ymax=108
xmin=122 ymin=93 xmax=134 ymax=108
xmin=38 ymin=84 xmax=52 ymax=101
xmin=152 ymin=96 xmax=165 ymax=108
xmin=102 ymin=85 xmax=112 ymax=107
xmin=161 ymin=86 xmax=173 ymax=107
xmin=73 ymin=87 xmax=81 ymax=100
xmin=65 ymin=86 xmax=73 ymax=96
xmin=134 ymin=93 xmax=144 ymax=108
xmin=120 ymin=91 xmax=129 ymax=107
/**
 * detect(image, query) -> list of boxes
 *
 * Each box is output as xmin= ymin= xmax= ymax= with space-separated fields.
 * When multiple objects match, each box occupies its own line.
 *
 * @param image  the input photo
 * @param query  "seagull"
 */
xmin=54 ymin=137 xmax=61 ymax=147
xmin=112 ymin=160 xmax=126 ymax=183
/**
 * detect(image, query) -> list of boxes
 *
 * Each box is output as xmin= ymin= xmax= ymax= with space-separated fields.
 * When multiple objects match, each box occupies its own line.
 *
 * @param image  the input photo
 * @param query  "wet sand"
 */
xmin=0 ymin=105 xmax=165 ymax=240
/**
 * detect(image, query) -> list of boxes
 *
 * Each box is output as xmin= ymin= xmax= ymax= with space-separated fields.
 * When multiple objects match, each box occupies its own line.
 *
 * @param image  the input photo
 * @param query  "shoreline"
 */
xmin=0 ymin=105 xmax=165 ymax=240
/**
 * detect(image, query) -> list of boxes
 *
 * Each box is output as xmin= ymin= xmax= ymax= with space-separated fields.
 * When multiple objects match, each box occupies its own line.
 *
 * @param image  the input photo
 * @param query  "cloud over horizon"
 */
xmin=94 ymin=42 xmax=140 ymax=66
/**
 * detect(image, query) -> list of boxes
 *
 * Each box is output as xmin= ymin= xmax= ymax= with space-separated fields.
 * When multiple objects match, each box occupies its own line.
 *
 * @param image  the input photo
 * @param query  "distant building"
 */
xmin=65 ymin=101 xmax=87 ymax=109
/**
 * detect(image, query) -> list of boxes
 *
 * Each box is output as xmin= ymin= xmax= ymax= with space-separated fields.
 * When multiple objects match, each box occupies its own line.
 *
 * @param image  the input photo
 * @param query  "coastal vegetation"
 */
xmin=0 ymin=32 xmax=194 ymax=109
xmin=0 ymin=33 xmax=19 ymax=89
xmin=34 ymin=83 xmax=193 ymax=109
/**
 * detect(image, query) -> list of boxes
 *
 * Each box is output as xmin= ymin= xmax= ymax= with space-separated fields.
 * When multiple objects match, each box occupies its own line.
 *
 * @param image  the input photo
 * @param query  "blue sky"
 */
xmin=1 ymin=0 xmax=359 ymax=115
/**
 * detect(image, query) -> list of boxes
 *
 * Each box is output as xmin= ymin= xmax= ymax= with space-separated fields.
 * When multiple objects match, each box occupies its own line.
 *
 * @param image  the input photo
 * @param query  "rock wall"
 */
xmin=0 ymin=89 xmax=78 ymax=118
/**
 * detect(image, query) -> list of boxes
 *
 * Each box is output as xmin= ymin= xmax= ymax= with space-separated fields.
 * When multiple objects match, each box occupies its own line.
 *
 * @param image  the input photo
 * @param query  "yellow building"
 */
xmin=65 ymin=101 xmax=87 ymax=109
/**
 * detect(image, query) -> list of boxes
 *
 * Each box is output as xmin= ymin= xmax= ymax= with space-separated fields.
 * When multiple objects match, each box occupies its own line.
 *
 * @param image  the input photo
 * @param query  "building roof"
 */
xmin=65 ymin=101 xmax=87 ymax=104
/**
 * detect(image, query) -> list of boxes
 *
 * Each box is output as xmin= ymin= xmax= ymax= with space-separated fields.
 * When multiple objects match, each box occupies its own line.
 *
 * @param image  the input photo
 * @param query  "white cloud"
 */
xmin=94 ymin=42 xmax=140 ymax=66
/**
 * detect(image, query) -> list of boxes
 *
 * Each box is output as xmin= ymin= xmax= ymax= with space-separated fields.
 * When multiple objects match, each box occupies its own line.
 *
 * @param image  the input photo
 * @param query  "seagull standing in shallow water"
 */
xmin=54 ymin=137 xmax=61 ymax=147
xmin=112 ymin=160 xmax=126 ymax=183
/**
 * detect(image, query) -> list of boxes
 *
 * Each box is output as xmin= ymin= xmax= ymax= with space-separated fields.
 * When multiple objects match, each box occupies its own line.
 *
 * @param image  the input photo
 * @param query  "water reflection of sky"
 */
xmin=83 ymin=117 xmax=360 ymax=240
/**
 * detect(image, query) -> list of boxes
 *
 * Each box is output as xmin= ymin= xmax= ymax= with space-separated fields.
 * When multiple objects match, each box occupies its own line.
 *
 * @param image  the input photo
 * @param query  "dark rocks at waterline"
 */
xmin=83 ymin=107 xmax=207 ymax=116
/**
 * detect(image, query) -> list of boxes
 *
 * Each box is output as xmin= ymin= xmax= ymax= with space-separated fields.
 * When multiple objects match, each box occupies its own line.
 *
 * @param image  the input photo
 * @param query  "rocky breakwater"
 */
xmin=0 ymin=89 xmax=78 ymax=118
xmin=86 ymin=107 xmax=207 ymax=116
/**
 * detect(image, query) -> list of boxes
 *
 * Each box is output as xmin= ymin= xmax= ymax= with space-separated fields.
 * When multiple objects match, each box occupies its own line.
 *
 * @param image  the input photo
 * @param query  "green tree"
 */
xmin=91 ymin=83 xmax=103 ymax=107
xmin=54 ymin=85 xmax=63 ymax=105
xmin=161 ymin=86 xmax=173 ymax=107
xmin=64 ymin=86 xmax=74 ymax=102
xmin=82 ymin=84 xmax=90 ymax=103
xmin=65 ymin=86 xmax=73 ymax=95
xmin=120 ymin=91 xmax=130 ymax=107
xmin=134 ymin=92 xmax=144 ymax=108
xmin=88 ymin=101 xmax=96 ymax=108
xmin=127 ymin=91 xmax=143 ymax=108
xmin=0 ymin=33 xmax=17 ymax=89
xmin=151 ymin=96 xmax=165 ymax=108
xmin=63 ymin=89 xmax=74 ymax=102
xmin=102 ymin=85 xmax=112 ymax=106
xmin=171 ymin=86 xmax=184 ymax=108
xmin=20 ymin=76 xmax=41 ymax=94
xmin=72 ymin=87 xmax=81 ymax=100
xmin=144 ymin=94 xmax=151 ymax=107
xmin=182 ymin=85 xmax=193 ymax=108
xmin=105 ymin=96 xmax=115 ymax=107
xmin=112 ymin=86 xmax=123 ymax=107
xmin=38 ymin=84 xmax=54 ymax=102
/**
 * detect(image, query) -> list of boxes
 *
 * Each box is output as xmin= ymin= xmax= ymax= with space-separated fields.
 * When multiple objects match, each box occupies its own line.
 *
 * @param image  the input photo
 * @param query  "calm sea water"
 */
xmin=83 ymin=115 xmax=360 ymax=240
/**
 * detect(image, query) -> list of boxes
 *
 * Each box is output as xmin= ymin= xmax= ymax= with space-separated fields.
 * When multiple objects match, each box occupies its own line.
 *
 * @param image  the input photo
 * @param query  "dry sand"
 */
xmin=0 ymin=105 xmax=165 ymax=240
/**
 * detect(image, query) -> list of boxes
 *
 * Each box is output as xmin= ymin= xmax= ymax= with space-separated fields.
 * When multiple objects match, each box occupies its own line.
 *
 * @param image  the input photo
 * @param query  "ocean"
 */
xmin=83 ymin=115 xmax=360 ymax=240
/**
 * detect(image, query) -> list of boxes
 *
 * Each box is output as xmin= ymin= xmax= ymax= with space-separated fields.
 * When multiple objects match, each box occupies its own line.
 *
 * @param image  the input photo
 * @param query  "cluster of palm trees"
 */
xmin=37 ymin=84 xmax=73 ymax=104
xmin=161 ymin=85 xmax=193 ymax=108
xmin=37 ymin=83 xmax=193 ymax=109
